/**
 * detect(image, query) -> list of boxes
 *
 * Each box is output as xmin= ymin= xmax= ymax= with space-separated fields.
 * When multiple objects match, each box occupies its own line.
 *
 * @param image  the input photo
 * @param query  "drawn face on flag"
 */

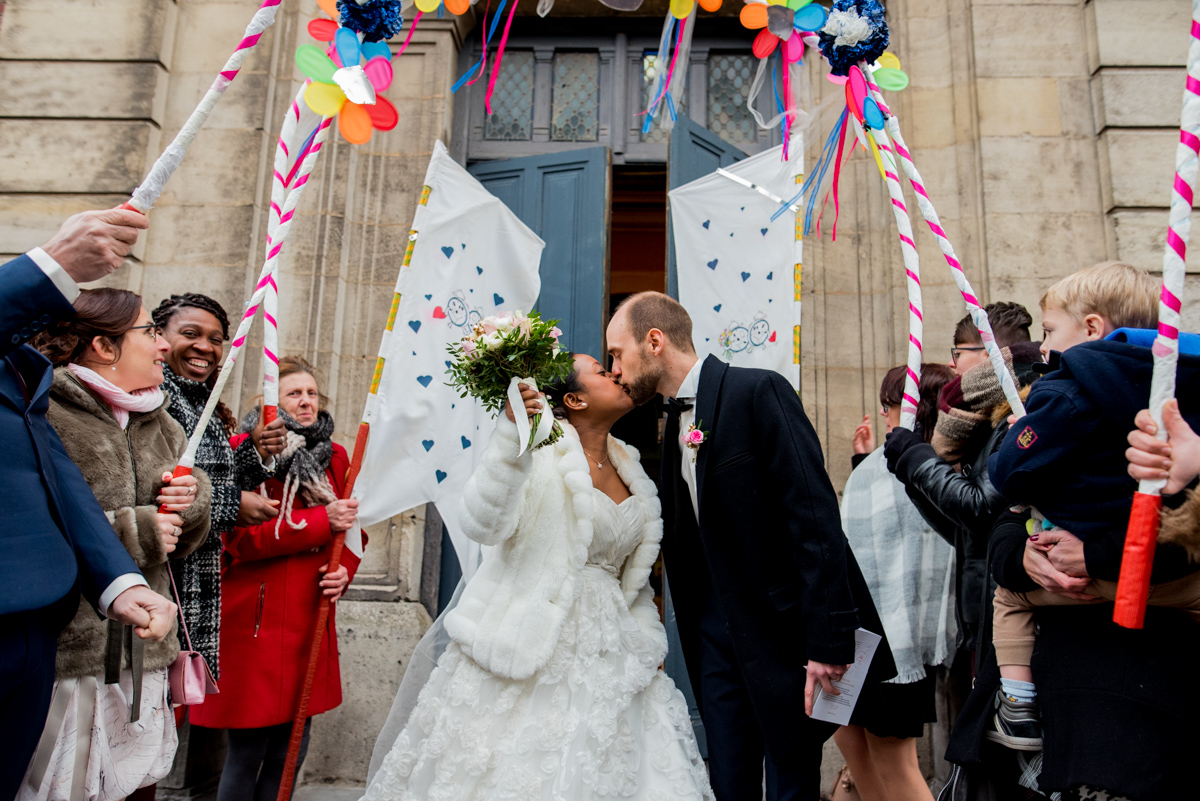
xmin=354 ymin=142 xmax=544 ymax=577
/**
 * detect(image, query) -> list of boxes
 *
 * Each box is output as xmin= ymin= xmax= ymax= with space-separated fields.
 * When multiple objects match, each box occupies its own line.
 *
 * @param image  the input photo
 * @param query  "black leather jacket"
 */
xmin=890 ymin=421 xmax=1011 ymax=650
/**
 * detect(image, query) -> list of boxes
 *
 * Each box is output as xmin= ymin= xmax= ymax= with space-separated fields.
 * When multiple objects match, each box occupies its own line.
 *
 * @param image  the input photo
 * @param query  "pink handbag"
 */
xmin=167 ymin=567 xmax=219 ymax=706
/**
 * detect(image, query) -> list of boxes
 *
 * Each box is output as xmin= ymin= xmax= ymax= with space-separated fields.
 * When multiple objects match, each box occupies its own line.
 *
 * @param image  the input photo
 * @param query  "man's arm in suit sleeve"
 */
xmin=47 ymin=419 xmax=145 ymax=614
xmin=1 ymin=252 xmax=79 ymax=359
xmin=755 ymin=372 xmax=858 ymax=664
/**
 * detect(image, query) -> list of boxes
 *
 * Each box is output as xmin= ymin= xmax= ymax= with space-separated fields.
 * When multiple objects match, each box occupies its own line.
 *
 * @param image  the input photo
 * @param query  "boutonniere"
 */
xmin=684 ymin=421 xmax=708 ymax=462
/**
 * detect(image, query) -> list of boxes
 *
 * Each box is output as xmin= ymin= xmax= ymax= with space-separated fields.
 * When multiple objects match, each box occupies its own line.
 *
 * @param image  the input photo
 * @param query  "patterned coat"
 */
xmin=160 ymin=365 xmax=273 ymax=678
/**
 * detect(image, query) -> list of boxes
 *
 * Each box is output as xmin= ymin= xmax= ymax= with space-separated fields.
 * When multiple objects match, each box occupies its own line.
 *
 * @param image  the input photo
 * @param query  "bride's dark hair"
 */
xmin=541 ymin=353 xmax=581 ymax=421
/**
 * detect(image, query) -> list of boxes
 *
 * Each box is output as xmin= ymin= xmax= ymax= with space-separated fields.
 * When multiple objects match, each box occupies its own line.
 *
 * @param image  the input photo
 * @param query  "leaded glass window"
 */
xmin=640 ymin=53 xmax=687 ymax=144
xmin=485 ymin=51 xmax=534 ymax=141
xmin=550 ymin=52 xmax=599 ymax=142
xmin=707 ymin=53 xmax=756 ymax=144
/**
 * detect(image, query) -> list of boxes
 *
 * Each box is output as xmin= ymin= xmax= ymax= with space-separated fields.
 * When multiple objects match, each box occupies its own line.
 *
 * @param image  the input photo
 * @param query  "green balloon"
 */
xmin=786 ymin=0 xmax=812 ymax=9
xmin=295 ymin=44 xmax=337 ymax=85
xmin=874 ymin=67 xmax=909 ymax=92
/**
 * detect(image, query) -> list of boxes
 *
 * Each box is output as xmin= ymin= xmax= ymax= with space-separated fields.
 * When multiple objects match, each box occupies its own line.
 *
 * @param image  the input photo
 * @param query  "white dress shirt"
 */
xmin=673 ymin=357 xmax=704 ymax=523
xmin=25 ymin=246 xmax=147 ymax=615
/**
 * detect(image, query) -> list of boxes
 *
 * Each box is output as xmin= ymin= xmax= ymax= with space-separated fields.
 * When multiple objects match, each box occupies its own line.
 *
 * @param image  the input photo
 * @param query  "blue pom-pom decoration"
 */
xmin=818 ymin=0 xmax=889 ymax=76
xmin=338 ymin=0 xmax=404 ymax=44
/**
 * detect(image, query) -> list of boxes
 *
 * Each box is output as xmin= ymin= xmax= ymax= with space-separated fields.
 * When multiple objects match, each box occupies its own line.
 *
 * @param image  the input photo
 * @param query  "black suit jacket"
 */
xmin=660 ymin=355 xmax=895 ymax=750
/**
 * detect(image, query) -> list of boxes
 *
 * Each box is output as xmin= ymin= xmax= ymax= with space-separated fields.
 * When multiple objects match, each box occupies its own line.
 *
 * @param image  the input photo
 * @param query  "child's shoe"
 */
xmin=984 ymin=689 xmax=1043 ymax=751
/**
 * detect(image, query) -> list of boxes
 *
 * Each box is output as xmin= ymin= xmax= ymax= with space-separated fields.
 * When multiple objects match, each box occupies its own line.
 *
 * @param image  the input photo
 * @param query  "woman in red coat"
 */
xmin=191 ymin=356 xmax=364 ymax=801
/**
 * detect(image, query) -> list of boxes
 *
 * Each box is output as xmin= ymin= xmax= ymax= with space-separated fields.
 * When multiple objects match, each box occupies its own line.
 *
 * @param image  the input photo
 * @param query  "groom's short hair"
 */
xmin=616 ymin=292 xmax=695 ymax=354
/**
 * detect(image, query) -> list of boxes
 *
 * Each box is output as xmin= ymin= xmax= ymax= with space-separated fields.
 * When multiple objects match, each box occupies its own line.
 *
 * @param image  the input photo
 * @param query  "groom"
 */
xmin=607 ymin=292 xmax=893 ymax=801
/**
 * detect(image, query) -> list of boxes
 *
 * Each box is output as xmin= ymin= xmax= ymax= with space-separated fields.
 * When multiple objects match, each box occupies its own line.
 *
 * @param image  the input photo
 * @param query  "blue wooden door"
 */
xmin=667 ymin=116 xmax=746 ymax=299
xmin=468 ymin=148 xmax=611 ymax=358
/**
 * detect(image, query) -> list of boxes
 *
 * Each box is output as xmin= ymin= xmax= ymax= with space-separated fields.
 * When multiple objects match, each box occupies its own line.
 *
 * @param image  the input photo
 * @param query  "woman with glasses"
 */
xmin=22 ymin=288 xmax=212 ymax=800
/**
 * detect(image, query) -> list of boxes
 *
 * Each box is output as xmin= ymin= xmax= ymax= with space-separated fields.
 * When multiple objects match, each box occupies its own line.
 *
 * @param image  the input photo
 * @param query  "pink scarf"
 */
xmin=67 ymin=364 xmax=165 ymax=429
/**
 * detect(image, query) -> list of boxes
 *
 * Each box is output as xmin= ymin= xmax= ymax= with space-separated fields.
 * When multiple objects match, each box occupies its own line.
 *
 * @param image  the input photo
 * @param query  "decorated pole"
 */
xmin=121 ymin=0 xmax=283 ymax=214
xmin=1112 ymin=1 xmax=1200 ymax=629
xmin=862 ymin=71 xmax=1026 ymax=420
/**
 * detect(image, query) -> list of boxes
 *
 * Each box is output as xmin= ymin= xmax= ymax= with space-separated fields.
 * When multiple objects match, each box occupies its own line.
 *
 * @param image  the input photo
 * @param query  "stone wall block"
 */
xmin=979 ymin=137 xmax=1102 ymax=215
xmin=143 ymin=203 xmax=258 ymax=269
xmin=1057 ymin=77 xmax=1095 ymax=138
xmin=0 ymin=193 xmax=128 ymax=255
xmin=1101 ymin=129 xmax=1198 ymax=209
xmin=1110 ymin=208 xmax=1200 ymax=272
xmin=983 ymin=211 xmax=1110 ymax=284
xmin=163 ymin=71 xmax=273 ymax=130
xmin=170 ymin=0 xmax=280 ymax=74
xmin=1092 ymin=68 xmax=1186 ymax=130
xmin=1093 ymin=0 xmax=1191 ymax=68
xmin=0 ymin=120 xmax=155 ymax=193
xmin=0 ymin=62 xmax=168 ymax=122
xmin=976 ymin=78 xmax=1063 ymax=137
xmin=0 ymin=0 xmax=176 ymax=63
xmin=149 ymin=129 xmax=266 ymax=207
xmin=973 ymin=5 xmax=1086 ymax=79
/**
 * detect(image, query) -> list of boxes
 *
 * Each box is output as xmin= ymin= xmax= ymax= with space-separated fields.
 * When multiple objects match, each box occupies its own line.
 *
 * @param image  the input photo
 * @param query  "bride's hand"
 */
xmin=504 ymin=384 xmax=543 ymax=423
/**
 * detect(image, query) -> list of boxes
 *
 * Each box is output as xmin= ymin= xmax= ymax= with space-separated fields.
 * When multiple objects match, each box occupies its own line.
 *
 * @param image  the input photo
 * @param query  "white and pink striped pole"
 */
xmin=122 ymin=0 xmax=283 ymax=214
xmin=863 ymin=65 xmax=1026 ymax=420
xmin=1114 ymin=0 xmax=1200 ymax=629
xmin=169 ymin=115 xmax=334 ymax=476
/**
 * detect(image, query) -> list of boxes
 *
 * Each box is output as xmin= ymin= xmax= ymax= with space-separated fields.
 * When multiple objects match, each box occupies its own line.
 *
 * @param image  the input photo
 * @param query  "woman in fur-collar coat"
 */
xmin=364 ymin=354 xmax=714 ymax=801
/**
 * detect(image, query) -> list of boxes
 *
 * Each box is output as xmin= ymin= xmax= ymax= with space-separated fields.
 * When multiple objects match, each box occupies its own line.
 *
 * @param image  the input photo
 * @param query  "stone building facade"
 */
xmin=1 ymin=0 xmax=1196 ymax=793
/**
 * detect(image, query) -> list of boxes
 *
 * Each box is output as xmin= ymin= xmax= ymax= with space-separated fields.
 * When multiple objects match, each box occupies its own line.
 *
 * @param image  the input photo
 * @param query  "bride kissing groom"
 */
xmin=362 ymin=292 xmax=892 ymax=801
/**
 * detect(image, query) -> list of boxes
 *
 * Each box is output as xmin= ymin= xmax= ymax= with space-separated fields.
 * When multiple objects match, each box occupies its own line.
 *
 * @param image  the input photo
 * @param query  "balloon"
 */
xmin=364 ymin=57 xmax=394 ymax=92
xmin=670 ymin=0 xmax=694 ymax=18
xmin=446 ymin=0 xmax=471 ymax=13
xmin=874 ymin=67 xmax=909 ymax=91
xmin=752 ymin=28 xmax=779 ymax=58
xmin=327 ymin=43 xmax=343 ymax=68
xmin=844 ymin=80 xmax=863 ymax=124
xmin=862 ymin=97 xmax=885 ymax=129
xmin=317 ymin=0 xmax=339 ymax=18
xmin=792 ymin=3 xmax=826 ymax=32
xmin=739 ymin=3 xmax=768 ymax=30
xmin=785 ymin=0 xmax=811 ymax=8
xmin=415 ymin=0 xmax=441 ymax=12
xmin=826 ymin=73 xmax=849 ymax=85
xmin=362 ymin=41 xmax=391 ymax=61
xmin=783 ymin=32 xmax=804 ymax=63
xmin=366 ymin=95 xmax=399 ymax=131
xmin=308 ymin=18 xmax=338 ymax=42
xmin=296 ymin=44 xmax=338 ymax=84
xmin=339 ymin=101 xmax=374 ymax=144
xmin=698 ymin=0 xmax=722 ymax=11
xmin=847 ymin=64 xmax=868 ymax=117
xmin=335 ymin=27 xmax=361 ymax=70
xmin=305 ymin=81 xmax=346 ymax=116
xmin=877 ymin=52 xmax=901 ymax=71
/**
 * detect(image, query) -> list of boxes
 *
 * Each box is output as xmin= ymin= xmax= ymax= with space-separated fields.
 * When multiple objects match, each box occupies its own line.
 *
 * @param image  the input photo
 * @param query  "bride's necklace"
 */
xmin=583 ymin=447 xmax=609 ymax=469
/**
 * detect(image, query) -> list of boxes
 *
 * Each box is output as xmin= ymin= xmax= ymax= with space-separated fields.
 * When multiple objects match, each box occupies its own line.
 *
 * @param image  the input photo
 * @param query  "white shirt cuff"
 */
xmin=99 ymin=573 xmax=150 ymax=618
xmin=27 ymin=246 xmax=81 ymax=303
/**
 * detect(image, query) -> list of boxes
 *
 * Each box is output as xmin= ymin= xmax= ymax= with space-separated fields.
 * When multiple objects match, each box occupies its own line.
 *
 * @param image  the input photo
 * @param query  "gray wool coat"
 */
xmin=46 ymin=368 xmax=211 ymax=679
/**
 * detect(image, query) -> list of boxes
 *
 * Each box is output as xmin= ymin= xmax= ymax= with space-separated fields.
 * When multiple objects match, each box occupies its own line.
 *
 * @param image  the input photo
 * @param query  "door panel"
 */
xmin=667 ymin=116 xmax=746 ymax=299
xmin=469 ymin=148 xmax=611 ymax=358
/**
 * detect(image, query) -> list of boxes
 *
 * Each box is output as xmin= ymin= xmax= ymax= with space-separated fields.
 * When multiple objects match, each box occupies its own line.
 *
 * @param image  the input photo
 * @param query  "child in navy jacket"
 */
xmin=984 ymin=262 xmax=1200 ymax=752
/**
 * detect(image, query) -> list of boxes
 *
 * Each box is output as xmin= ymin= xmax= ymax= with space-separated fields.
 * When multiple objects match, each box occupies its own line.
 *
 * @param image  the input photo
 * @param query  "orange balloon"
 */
xmin=339 ymin=102 xmax=374 ymax=144
xmin=740 ymin=3 xmax=768 ymax=29
xmin=445 ymin=0 xmax=470 ymax=14
xmin=752 ymin=28 xmax=778 ymax=59
xmin=317 ymin=0 xmax=339 ymax=19
xmin=699 ymin=0 xmax=722 ymax=11
xmin=366 ymin=95 xmax=399 ymax=131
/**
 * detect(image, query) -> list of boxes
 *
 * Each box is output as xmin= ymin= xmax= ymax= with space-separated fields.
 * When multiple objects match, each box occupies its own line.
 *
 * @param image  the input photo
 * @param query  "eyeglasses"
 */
xmin=950 ymin=346 xmax=985 ymax=363
xmin=128 ymin=324 xmax=164 ymax=340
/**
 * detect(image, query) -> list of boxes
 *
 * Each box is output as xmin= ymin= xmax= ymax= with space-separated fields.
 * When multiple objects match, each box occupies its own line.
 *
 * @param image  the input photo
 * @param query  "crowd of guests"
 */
xmin=835 ymin=262 xmax=1200 ymax=801
xmin=1 ymin=210 xmax=362 ymax=801
xmin=4 ymin=207 xmax=1200 ymax=801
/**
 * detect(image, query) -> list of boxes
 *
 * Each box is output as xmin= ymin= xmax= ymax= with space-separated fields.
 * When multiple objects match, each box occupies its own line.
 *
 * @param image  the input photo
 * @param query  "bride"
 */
xmin=363 ymin=353 xmax=714 ymax=800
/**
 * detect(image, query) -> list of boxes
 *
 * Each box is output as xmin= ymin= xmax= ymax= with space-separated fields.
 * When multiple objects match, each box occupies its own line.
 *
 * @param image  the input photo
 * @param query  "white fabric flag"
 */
xmin=670 ymin=144 xmax=802 ymax=388
xmin=353 ymin=141 xmax=544 ymax=578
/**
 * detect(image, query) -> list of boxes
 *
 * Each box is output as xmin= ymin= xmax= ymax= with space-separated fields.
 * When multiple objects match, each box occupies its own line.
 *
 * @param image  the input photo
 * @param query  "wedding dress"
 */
xmin=362 ymin=487 xmax=714 ymax=801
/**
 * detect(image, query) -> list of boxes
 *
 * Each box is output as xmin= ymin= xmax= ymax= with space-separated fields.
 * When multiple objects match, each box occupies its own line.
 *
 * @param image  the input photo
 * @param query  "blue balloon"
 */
xmin=362 ymin=40 xmax=391 ymax=61
xmin=793 ymin=4 xmax=827 ymax=32
xmin=335 ymin=27 xmax=362 ymax=69
xmin=863 ymin=97 xmax=886 ymax=129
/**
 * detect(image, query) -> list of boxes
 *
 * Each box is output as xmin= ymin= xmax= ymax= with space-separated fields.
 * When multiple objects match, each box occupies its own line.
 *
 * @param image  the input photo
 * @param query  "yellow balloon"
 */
xmin=305 ymin=81 xmax=346 ymax=116
xmin=671 ymin=0 xmax=694 ymax=16
xmin=877 ymin=52 xmax=901 ymax=71
xmin=415 ymin=0 xmax=441 ymax=12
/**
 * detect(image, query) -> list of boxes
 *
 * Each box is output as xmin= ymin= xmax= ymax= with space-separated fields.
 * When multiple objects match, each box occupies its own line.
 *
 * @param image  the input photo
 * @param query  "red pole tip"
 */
xmin=1112 ymin=491 xmax=1164 ymax=630
xmin=158 ymin=464 xmax=194 ymax=513
xmin=263 ymin=405 xmax=278 ymax=426
xmin=118 ymin=201 xmax=145 ymax=215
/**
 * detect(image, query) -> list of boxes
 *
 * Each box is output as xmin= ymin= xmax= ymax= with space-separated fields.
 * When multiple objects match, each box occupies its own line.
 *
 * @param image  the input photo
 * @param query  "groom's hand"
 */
xmin=804 ymin=660 xmax=852 ymax=716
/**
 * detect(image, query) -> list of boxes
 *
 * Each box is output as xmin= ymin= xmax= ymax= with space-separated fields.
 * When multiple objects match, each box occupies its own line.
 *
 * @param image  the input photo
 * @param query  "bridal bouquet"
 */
xmin=446 ymin=310 xmax=575 ymax=453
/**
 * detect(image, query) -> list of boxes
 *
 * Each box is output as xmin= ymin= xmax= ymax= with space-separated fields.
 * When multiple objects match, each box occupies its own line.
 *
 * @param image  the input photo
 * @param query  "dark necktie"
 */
xmin=666 ymin=396 xmax=694 ymax=418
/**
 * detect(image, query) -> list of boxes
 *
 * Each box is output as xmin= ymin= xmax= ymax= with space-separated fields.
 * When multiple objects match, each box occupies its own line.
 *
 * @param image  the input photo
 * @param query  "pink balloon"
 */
xmin=783 ymin=33 xmax=804 ymax=63
xmin=826 ymin=73 xmax=849 ymax=85
xmin=847 ymin=65 xmax=868 ymax=116
xmin=364 ymin=57 xmax=393 ymax=92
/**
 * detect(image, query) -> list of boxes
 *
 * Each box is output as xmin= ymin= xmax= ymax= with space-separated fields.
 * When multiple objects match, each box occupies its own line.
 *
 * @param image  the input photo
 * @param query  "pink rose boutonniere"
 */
xmin=685 ymin=421 xmax=708 ymax=462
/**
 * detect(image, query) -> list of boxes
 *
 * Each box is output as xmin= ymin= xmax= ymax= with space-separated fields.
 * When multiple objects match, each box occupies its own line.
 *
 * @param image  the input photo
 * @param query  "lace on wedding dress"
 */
xmin=363 ymin=491 xmax=714 ymax=801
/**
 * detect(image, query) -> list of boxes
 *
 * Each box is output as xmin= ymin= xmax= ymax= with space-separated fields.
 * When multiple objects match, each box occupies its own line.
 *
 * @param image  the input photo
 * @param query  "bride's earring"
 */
xmin=580 ymin=402 xmax=587 ymax=408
